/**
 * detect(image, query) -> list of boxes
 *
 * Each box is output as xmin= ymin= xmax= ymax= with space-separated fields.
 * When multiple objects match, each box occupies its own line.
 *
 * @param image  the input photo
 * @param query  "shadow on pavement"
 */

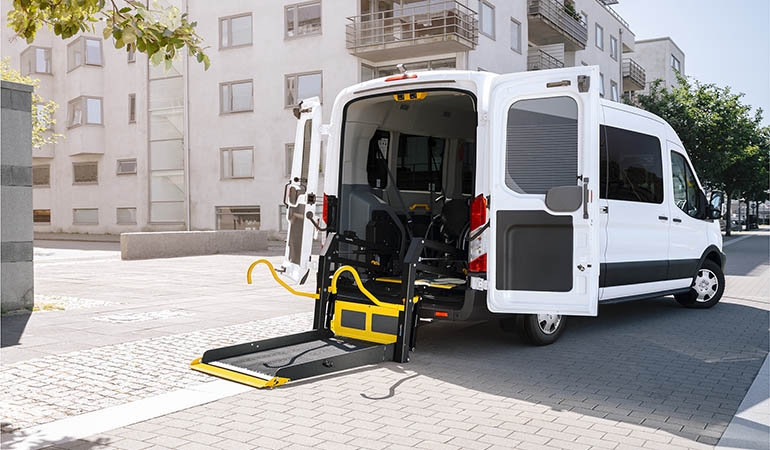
xmin=1 ymin=312 xmax=30 ymax=348
xmin=0 ymin=425 xmax=111 ymax=450
xmin=372 ymin=297 xmax=769 ymax=444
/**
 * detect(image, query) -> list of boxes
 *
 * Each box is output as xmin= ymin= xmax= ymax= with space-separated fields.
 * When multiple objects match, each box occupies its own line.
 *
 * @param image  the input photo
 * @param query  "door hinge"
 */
xmin=600 ymin=206 xmax=608 ymax=214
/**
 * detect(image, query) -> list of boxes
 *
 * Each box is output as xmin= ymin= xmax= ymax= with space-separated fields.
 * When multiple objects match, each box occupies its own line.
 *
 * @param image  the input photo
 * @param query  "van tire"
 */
xmin=517 ymin=314 xmax=566 ymax=346
xmin=675 ymin=260 xmax=725 ymax=308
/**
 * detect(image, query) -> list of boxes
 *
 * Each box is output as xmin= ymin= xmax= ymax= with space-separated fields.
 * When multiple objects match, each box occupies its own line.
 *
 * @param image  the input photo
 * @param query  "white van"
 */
xmin=282 ymin=66 xmax=726 ymax=346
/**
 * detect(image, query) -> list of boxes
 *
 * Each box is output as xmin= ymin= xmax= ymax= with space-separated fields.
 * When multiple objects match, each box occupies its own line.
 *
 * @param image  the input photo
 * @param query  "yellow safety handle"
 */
xmin=330 ymin=265 xmax=414 ymax=311
xmin=246 ymin=259 xmax=319 ymax=299
xmin=409 ymin=203 xmax=430 ymax=211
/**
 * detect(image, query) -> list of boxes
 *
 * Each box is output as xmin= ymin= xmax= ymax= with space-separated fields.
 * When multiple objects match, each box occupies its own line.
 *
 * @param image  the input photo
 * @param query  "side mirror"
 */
xmin=708 ymin=191 xmax=724 ymax=220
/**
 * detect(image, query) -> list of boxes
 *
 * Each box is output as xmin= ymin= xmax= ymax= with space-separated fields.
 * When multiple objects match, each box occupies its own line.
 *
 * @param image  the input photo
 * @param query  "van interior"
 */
xmin=334 ymin=89 xmax=478 ymax=307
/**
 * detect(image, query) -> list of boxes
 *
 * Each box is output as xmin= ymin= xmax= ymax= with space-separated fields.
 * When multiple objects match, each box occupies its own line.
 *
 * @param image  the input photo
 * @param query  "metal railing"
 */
xmin=622 ymin=58 xmax=646 ymax=90
xmin=346 ymin=0 xmax=478 ymax=51
xmin=528 ymin=0 xmax=588 ymax=47
xmin=596 ymin=0 xmax=630 ymax=32
xmin=527 ymin=49 xmax=564 ymax=71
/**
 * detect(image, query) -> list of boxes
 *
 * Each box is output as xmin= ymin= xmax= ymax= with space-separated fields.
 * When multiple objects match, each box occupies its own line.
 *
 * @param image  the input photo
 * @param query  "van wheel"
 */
xmin=517 ymin=314 xmax=566 ymax=346
xmin=675 ymin=260 xmax=725 ymax=308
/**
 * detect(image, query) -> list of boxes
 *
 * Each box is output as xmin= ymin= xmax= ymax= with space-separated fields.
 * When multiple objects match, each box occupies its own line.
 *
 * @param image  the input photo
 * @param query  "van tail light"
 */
xmin=385 ymin=74 xmax=417 ymax=82
xmin=469 ymin=194 xmax=488 ymax=273
xmin=322 ymin=194 xmax=328 ymax=225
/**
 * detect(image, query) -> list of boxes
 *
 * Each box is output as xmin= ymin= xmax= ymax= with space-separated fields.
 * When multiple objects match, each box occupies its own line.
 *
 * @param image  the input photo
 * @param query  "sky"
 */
xmin=614 ymin=0 xmax=770 ymax=126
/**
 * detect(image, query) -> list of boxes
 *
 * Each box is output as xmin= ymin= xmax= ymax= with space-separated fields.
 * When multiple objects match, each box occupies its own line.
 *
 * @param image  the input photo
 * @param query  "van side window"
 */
xmin=600 ymin=125 xmax=664 ymax=204
xmin=671 ymin=151 xmax=699 ymax=217
xmin=396 ymin=134 xmax=445 ymax=192
xmin=367 ymin=130 xmax=390 ymax=189
xmin=505 ymin=96 xmax=578 ymax=194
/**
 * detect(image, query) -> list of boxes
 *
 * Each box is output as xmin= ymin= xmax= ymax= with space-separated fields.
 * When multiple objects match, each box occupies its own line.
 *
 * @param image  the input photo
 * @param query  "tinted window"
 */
xmin=671 ymin=151 xmax=698 ymax=217
xmin=506 ymin=96 xmax=578 ymax=194
xmin=600 ymin=125 xmax=663 ymax=204
xmin=396 ymin=134 xmax=444 ymax=192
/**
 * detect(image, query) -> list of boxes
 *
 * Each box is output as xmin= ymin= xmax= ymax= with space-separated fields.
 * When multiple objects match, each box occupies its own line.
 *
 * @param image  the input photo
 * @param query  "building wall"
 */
xmin=632 ymin=37 xmax=685 ymax=92
xmin=2 ymin=0 xmax=674 ymax=234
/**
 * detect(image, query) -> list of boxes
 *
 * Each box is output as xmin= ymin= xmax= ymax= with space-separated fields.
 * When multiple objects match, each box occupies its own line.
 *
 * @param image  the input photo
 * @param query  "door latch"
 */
xmin=577 ymin=264 xmax=586 ymax=272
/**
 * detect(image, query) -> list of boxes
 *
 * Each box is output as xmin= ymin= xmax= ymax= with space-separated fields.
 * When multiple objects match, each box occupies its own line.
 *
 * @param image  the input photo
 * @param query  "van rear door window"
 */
xmin=396 ymin=134 xmax=445 ymax=192
xmin=505 ymin=96 xmax=578 ymax=194
xmin=600 ymin=125 xmax=664 ymax=204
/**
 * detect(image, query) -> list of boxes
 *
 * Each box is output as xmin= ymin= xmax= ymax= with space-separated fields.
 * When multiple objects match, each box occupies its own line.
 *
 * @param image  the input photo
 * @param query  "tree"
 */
xmin=7 ymin=0 xmax=210 ymax=70
xmin=1 ymin=58 xmax=62 ymax=148
xmin=635 ymin=73 xmax=768 ymax=235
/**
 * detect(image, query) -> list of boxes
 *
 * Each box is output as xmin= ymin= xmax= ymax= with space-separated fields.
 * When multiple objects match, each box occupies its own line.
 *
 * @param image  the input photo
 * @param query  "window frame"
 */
xmin=284 ymin=71 xmax=323 ymax=108
xmin=72 ymin=161 xmax=99 ymax=185
xmin=479 ymin=0 xmax=496 ymax=40
xmin=33 ymin=209 xmax=51 ymax=224
xmin=215 ymin=205 xmax=261 ymax=230
xmin=116 ymin=207 xmax=137 ymax=225
xmin=67 ymin=96 xmax=103 ymax=128
xmin=73 ymin=208 xmax=99 ymax=225
xmin=610 ymin=80 xmax=618 ymax=101
xmin=219 ymin=12 xmax=254 ymax=50
xmin=510 ymin=17 xmax=521 ymax=53
xmin=595 ymin=23 xmax=604 ymax=50
xmin=599 ymin=73 xmax=605 ymax=97
xmin=128 ymin=93 xmax=136 ymax=123
xmin=671 ymin=54 xmax=681 ymax=72
xmin=116 ymin=158 xmax=137 ymax=175
xmin=219 ymin=79 xmax=254 ymax=114
xmin=285 ymin=143 xmax=295 ymax=176
xmin=20 ymin=46 xmax=52 ymax=76
xmin=67 ymin=36 xmax=103 ymax=72
xmin=285 ymin=1 xmax=323 ymax=39
xmin=32 ymin=165 xmax=50 ymax=187
xmin=220 ymin=146 xmax=255 ymax=180
xmin=610 ymin=35 xmax=618 ymax=60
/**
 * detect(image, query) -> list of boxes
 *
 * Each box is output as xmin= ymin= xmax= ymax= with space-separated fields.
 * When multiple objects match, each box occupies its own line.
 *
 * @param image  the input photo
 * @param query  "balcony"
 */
xmin=527 ymin=49 xmax=564 ymax=71
xmin=528 ymin=0 xmax=588 ymax=51
xmin=346 ymin=0 xmax=478 ymax=62
xmin=622 ymin=58 xmax=646 ymax=92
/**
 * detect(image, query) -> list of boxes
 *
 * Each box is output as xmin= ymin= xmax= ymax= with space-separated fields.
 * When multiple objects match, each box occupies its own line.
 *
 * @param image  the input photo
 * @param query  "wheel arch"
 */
xmin=698 ymin=245 xmax=726 ymax=274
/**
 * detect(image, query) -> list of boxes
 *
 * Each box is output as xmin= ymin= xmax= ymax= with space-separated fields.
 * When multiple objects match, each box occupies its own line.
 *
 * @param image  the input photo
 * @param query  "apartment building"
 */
xmin=631 ymin=37 xmax=686 ymax=93
xmin=2 ymin=0 xmax=663 ymax=234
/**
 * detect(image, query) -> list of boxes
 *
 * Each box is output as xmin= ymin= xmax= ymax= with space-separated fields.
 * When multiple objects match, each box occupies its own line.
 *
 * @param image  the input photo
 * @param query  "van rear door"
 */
xmin=282 ymin=97 xmax=322 ymax=283
xmin=486 ymin=67 xmax=600 ymax=316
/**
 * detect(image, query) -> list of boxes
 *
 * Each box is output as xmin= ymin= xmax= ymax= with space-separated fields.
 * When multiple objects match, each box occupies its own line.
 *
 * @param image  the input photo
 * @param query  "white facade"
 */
xmin=1 ymin=0 xmax=674 ymax=234
xmin=632 ymin=37 xmax=686 ymax=92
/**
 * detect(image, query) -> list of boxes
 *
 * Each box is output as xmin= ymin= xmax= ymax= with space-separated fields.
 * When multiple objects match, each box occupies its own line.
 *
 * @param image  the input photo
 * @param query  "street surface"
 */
xmin=1 ymin=231 xmax=767 ymax=449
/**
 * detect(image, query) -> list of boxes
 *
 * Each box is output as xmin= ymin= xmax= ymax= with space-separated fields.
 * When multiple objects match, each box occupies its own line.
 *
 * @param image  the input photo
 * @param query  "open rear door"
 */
xmin=487 ymin=67 xmax=600 ymax=316
xmin=282 ymin=97 xmax=322 ymax=283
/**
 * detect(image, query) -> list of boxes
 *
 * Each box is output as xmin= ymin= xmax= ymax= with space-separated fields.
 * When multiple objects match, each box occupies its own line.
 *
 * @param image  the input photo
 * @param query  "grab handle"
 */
xmin=330 ymin=265 xmax=414 ymax=312
xmin=246 ymin=259 xmax=319 ymax=299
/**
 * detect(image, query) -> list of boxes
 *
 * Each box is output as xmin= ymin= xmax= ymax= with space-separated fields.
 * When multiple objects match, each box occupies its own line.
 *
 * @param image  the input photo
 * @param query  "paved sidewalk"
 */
xmin=1 ymin=234 xmax=767 ymax=449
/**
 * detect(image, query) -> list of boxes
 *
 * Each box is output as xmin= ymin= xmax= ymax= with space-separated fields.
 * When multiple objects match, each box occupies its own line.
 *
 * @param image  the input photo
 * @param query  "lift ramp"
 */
xmin=191 ymin=329 xmax=394 ymax=388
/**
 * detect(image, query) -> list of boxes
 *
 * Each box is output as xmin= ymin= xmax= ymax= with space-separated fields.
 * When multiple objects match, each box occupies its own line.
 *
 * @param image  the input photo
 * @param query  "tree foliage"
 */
xmin=1 ymin=57 xmax=62 ymax=148
xmin=8 ymin=0 xmax=210 ymax=70
xmin=634 ymin=73 xmax=769 ymax=233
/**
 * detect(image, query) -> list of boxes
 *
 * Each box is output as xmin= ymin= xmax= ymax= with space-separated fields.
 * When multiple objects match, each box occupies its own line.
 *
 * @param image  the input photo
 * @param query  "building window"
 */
xmin=610 ymin=35 xmax=618 ymax=60
xmin=116 ymin=207 xmax=137 ymax=224
xmin=20 ymin=46 xmax=52 ymax=76
xmin=599 ymin=73 xmax=605 ymax=97
xmin=506 ymin=97 xmax=577 ymax=194
xmin=579 ymin=11 xmax=587 ymax=25
xmin=285 ymin=143 xmax=294 ymax=176
xmin=285 ymin=1 xmax=322 ymax=38
xmin=220 ymin=80 xmax=253 ymax=114
xmin=73 ymin=162 xmax=98 ymax=184
xmin=216 ymin=206 xmax=261 ymax=230
xmin=671 ymin=54 xmax=681 ymax=72
xmin=285 ymin=71 xmax=322 ymax=107
xmin=32 ymin=165 xmax=50 ymax=187
xmin=595 ymin=24 xmax=603 ymax=50
xmin=361 ymin=64 xmax=375 ymax=82
xmin=127 ymin=44 xmax=135 ymax=63
xmin=67 ymin=96 xmax=102 ymax=128
xmin=128 ymin=93 xmax=136 ymax=123
xmin=221 ymin=147 xmax=254 ymax=179
xmin=219 ymin=13 xmax=253 ymax=49
xmin=479 ymin=1 xmax=495 ymax=39
xmin=34 ymin=209 xmax=51 ymax=224
xmin=510 ymin=18 xmax=521 ymax=53
xmin=73 ymin=208 xmax=98 ymax=225
xmin=67 ymin=37 xmax=102 ymax=71
xmin=610 ymin=81 xmax=618 ymax=101
xmin=116 ymin=159 xmax=137 ymax=175
xmin=600 ymin=125 xmax=664 ymax=204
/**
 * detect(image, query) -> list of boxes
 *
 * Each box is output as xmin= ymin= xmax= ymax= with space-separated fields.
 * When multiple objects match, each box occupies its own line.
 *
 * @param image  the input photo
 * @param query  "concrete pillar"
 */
xmin=1 ymin=80 xmax=34 ymax=312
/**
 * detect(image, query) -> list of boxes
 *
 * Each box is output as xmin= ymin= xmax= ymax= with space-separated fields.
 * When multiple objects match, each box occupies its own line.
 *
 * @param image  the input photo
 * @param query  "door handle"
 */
xmin=673 ymin=218 xmax=682 ymax=223
xmin=658 ymin=216 xmax=668 ymax=221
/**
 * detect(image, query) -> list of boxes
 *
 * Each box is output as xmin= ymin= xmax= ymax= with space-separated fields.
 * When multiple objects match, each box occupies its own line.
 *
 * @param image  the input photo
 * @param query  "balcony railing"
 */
xmin=346 ymin=0 xmax=478 ymax=62
xmin=528 ymin=0 xmax=588 ymax=50
xmin=596 ymin=0 xmax=630 ymax=32
xmin=622 ymin=58 xmax=646 ymax=91
xmin=527 ymin=49 xmax=564 ymax=71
